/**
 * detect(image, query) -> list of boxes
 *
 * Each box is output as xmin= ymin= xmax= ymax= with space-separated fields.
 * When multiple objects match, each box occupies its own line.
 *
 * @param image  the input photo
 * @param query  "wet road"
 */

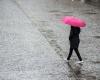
xmin=0 ymin=0 xmax=100 ymax=80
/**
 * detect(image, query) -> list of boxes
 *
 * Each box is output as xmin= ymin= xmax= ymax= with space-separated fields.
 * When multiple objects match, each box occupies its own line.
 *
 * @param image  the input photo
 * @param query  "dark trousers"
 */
xmin=67 ymin=48 xmax=82 ymax=61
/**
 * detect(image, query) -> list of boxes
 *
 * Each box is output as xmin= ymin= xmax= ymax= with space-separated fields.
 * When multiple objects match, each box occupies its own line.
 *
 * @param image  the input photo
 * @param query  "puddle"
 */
xmin=62 ymin=11 xmax=73 ymax=14
xmin=85 ymin=12 xmax=97 ymax=14
xmin=49 ymin=10 xmax=73 ymax=17
xmin=82 ymin=9 xmax=98 ymax=15
xmin=61 ymin=11 xmax=73 ymax=16
xmin=71 ymin=0 xmax=89 ymax=3
xmin=49 ymin=10 xmax=60 ymax=13
xmin=92 ymin=61 xmax=100 ymax=64
xmin=84 ymin=75 xmax=96 ymax=80
xmin=93 ymin=36 xmax=100 ymax=39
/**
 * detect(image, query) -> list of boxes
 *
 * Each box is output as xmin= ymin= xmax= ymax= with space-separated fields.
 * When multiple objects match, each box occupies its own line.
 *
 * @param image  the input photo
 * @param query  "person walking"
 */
xmin=67 ymin=26 xmax=83 ymax=63
xmin=62 ymin=16 xmax=86 ymax=63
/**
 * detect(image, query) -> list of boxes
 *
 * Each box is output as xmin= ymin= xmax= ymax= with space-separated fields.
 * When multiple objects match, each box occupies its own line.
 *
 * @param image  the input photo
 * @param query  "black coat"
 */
xmin=69 ymin=26 xmax=81 ymax=48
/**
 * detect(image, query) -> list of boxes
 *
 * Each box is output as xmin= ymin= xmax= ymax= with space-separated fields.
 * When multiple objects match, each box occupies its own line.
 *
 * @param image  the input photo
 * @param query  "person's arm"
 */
xmin=69 ymin=30 xmax=74 ymax=40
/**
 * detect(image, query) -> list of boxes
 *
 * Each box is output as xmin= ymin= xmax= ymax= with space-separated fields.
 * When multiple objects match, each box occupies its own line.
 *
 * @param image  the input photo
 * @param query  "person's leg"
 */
xmin=74 ymin=48 xmax=82 ymax=61
xmin=67 ymin=48 xmax=73 ymax=60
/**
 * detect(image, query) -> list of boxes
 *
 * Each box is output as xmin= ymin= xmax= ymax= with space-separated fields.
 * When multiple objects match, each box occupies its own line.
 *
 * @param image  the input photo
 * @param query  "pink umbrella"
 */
xmin=62 ymin=16 xmax=86 ymax=28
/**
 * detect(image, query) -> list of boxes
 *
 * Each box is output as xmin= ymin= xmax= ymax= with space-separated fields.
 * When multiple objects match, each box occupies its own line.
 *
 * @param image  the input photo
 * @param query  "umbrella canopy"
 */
xmin=62 ymin=16 xmax=86 ymax=28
